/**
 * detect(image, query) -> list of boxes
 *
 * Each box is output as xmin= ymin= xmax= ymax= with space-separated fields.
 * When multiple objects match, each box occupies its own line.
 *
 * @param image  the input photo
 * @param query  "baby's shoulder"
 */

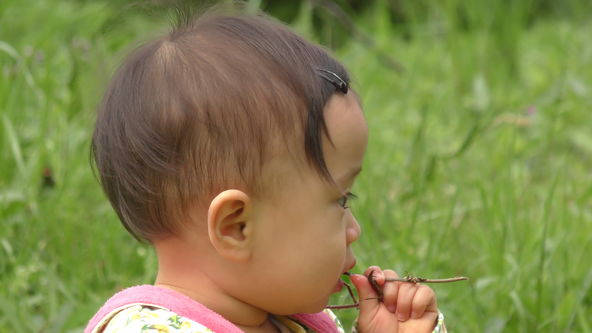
xmin=102 ymin=305 xmax=215 ymax=333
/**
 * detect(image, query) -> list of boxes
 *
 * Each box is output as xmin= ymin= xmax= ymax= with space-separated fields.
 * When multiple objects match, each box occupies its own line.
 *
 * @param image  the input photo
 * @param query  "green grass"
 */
xmin=1 ymin=0 xmax=591 ymax=332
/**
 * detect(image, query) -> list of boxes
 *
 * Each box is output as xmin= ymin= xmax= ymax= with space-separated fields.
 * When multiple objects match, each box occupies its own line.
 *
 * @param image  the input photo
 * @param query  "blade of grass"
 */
xmin=2 ymin=114 xmax=25 ymax=176
xmin=535 ymin=171 xmax=560 ymax=326
xmin=564 ymin=267 xmax=592 ymax=331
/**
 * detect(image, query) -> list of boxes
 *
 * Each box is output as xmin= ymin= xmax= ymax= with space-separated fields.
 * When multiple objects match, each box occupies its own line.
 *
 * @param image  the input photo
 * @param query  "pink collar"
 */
xmin=85 ymin=285 xmax=339 ymax=333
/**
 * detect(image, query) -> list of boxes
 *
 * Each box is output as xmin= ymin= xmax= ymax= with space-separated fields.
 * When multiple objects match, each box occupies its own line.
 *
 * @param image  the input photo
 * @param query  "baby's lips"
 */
xmin=343 ymin=258 xmax=356 ymax=274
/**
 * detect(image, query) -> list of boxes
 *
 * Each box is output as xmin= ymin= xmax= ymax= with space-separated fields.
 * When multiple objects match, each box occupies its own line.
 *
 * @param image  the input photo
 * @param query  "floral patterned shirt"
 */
xmin=100 ymin=304 xmax=445 ymax=333
xmin=100 ymin=305 xmax=345 ymax=333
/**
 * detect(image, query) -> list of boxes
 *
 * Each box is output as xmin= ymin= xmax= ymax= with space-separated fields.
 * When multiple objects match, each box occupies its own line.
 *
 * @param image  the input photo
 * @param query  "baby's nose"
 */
xmin=346 ymin=215 xmax=361 ymax=244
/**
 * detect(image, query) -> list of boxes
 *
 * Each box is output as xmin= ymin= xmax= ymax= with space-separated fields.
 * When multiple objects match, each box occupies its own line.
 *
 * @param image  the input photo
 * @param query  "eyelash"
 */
xmin=337 ymin=192 xmax=357 ymax=209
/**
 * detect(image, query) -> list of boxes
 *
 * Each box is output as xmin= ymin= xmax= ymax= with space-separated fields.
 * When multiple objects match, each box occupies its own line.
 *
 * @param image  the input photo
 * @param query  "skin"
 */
xmin=154 ymin=91 xmax=439 ymax=332
xmin=350 ymin=266 xmax=439 ymax=332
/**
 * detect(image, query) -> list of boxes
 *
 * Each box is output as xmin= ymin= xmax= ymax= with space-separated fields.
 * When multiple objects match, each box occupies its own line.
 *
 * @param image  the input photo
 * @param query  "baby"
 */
xmin=86 ymin=7 xmax=444 ymax=333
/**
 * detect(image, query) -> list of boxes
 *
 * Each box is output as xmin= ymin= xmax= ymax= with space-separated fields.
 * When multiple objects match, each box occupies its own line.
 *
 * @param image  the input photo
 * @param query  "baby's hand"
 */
xmin=350 ymin=266 xmax=439 ymax=333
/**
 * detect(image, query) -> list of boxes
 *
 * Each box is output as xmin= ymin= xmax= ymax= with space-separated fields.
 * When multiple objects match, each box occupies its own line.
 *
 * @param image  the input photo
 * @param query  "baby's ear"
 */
xmin=207 ymin=189 xmax=253 ymax=262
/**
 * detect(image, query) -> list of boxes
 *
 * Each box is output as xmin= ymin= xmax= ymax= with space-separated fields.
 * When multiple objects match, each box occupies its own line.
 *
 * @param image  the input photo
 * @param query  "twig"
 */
xmin=325 ymin=303 xmax=359 ymax=310
xmin=326 ymin=271 xmax=469 ymax=310
xmin=385 ymin=276 xmax=469 ymax=284
xmin=326 ymin=279 xmax=359 ymax=310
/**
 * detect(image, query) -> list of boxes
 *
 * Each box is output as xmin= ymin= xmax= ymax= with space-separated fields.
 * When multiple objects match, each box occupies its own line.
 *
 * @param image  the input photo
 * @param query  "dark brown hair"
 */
xmin=91 ymin=8 xmax=350 ymax=241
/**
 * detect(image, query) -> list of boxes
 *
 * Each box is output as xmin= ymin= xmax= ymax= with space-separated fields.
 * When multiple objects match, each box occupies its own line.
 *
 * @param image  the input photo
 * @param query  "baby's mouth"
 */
xmin=343 ymin=258 xmax=356 ymax=274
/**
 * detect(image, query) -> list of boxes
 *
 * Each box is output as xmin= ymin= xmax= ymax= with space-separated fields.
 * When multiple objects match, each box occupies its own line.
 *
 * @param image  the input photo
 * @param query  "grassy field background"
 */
xmin=1 ymin=0 xmax=591 ymax=331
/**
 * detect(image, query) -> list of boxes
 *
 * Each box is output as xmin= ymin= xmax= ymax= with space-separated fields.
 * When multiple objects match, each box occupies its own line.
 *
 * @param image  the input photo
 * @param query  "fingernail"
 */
xmin=387 ymin=305 xmax=396 ymax=313
xmin=397 ymin=313 xmax=407 ymax=321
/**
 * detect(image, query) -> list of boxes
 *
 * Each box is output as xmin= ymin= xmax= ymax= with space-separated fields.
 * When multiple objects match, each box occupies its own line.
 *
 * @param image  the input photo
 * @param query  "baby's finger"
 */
xmin=382 ymin=270 xmax=400 ymax=313
xmin=410 ymin=285 xmax=436 ymax=319
xmin=350 ymin=273 xmax=380 ymax=314
xmin=364 ymin=266 xmax=385 ymax=287
xmin=395 ymin=282 xmax=419 ymax=322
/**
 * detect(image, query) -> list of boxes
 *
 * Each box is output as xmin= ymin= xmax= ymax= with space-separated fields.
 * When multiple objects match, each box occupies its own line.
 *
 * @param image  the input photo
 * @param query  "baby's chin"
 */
xmin=271 ymin=295 xmax=332 ymax=316
xmin=296 ymin=302 xmax=330 ymax=315
xmin=266 ymin=280 xmax=343 ymax=315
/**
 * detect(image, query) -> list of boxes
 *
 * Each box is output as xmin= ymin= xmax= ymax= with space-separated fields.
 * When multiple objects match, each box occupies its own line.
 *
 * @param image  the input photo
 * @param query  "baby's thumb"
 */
xmin=350 ymin=274 xmax=381 ymax=315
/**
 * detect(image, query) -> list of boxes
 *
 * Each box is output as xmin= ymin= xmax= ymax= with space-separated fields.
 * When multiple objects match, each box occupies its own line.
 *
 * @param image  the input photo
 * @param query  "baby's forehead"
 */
xmin=256 ymin=93 xmax=367 ymax=192
xmin=321 ymin=93 xmax=367 ymax=182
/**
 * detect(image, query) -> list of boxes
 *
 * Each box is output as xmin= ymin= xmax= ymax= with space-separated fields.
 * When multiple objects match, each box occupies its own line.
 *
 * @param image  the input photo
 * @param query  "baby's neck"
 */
xmin=154 ymin=236 xmax=272 ymax=331
xmin=154 ymin=279 xmax=266 ymax=323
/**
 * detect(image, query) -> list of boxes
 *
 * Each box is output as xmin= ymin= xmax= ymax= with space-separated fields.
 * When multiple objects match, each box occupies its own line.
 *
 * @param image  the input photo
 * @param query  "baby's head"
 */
xmin=92 ymin=8 xmax=368 ymax=315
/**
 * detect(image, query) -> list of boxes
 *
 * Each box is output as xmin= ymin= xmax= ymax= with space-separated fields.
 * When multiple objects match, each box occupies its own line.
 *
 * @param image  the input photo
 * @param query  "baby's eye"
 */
xmin=337 ymin=192 xmax=357 ymax=209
